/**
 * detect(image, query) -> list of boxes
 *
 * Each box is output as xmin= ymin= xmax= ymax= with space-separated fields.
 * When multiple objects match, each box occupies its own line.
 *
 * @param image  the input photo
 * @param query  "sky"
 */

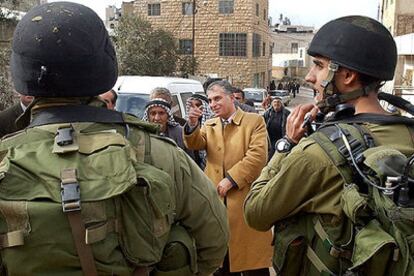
xmin=48 ymin=0 xmax=380 ymax=28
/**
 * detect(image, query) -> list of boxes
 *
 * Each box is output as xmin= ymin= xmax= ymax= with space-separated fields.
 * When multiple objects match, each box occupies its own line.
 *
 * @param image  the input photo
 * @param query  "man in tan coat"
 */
xmin=184 ymin=80 xmax=273 ymax=275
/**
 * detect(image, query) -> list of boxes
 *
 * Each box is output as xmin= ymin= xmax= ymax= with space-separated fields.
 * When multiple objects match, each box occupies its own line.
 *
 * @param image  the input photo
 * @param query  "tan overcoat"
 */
xmin=184 ymin=108 xmax=273 ymax=272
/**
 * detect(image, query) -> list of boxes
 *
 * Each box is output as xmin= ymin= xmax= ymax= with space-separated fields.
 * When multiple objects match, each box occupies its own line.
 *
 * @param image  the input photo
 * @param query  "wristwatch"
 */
xmin=275 ymin=136 xmax=297 ymax=153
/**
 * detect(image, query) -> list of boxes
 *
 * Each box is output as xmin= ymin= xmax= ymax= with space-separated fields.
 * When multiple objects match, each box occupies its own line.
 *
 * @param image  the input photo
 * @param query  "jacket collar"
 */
xmin=205 ymin=107 xmax=244 ymax=126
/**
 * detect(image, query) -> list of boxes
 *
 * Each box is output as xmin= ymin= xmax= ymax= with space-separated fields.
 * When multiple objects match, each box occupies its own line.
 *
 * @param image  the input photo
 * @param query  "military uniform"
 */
xmin=0 ymin=99 xmax=229 ymax=275
xmin=244 ymin=119 xmax=414 ymax=275
xmin=0 ymin=2 xmax=229 ymax=275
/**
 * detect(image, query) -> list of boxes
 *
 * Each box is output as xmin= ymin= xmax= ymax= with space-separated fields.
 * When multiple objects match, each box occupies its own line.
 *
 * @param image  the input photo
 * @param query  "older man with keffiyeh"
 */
xmin=143 ymin=98 xmax=194 ymax=158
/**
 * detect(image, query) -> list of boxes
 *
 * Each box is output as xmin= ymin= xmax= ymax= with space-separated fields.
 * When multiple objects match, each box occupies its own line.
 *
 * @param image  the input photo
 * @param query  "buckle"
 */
xmin=61 ymin=181 xmax=81 ymax=212
xmin=329 ymin=62 xmax=339 ymax=72
xmin=56 ymin=127 xmax=74 ymax=146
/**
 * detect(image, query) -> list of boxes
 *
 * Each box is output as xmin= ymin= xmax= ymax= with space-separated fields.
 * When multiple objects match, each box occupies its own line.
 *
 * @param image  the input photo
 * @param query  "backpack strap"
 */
xmin=60 ymin=168 xmax=98 ymax=276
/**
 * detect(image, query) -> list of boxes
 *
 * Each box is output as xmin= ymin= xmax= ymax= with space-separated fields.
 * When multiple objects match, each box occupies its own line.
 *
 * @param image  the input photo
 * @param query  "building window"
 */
xmin=291 ymin=42 xmax=298 ymax=53
xmin=299 ymin=49 xmax=303 ymax=58
xmin=179 ymin=39 xmax=193 ymax=55
xmin=263 ymin=8 xmax=266 ymax=20
xmin=182 ymin=2 xmax=193 ymax=15
xmin=252 ymin=33 xmax=261 ymax=57
xmin=219 ymin=33 xmax=247 ymax=56
xmin=256 ymin=3 xmax=259 ymax=16
xmin=219 ymin=0 xmax=234 ymax=14
xmin=269 ymin=44 xmax=273 ymax=57
xmin=262 ymin=42 xmax=266 ymax=56
xmin=148 ymin=3 xmax=161 ymax=16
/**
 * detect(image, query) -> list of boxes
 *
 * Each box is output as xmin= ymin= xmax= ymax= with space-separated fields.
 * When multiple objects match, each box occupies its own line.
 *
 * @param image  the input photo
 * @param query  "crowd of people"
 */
xmin=0 ymin=2 xmax=413 ymax=276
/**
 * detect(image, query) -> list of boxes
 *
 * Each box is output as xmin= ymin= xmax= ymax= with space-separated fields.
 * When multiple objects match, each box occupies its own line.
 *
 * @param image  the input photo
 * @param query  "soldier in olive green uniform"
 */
xmin=0 ymin=2 xmax=228 ymax=275
xmin=244 ymin=16 xmax=414 ymax=275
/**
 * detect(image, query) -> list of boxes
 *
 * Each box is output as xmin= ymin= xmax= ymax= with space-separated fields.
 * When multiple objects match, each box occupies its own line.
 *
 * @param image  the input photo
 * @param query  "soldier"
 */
xmin=0 ymin=2 xmax=228 ymax=275
xmin=244 ymin=16 xmax=414 ymax=275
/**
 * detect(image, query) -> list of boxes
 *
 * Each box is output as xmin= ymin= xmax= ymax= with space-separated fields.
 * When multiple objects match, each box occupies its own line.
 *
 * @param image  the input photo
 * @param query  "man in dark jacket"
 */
xmin=263 ymin=97 xmax=290 ymax=159
xmin=0 ymin=94 xmax=33 ymax=137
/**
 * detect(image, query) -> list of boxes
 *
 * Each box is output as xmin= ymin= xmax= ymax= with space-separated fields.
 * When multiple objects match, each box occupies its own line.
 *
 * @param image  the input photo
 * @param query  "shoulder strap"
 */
xmin=312 ymin=123 xmax=374 ymax=189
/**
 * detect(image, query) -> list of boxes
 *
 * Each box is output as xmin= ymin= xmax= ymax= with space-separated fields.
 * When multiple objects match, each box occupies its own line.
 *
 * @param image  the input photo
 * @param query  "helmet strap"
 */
xmin=316 ymin=62 xmax=339 ymax=114
xmin=317 ymin=61 xmax=378 ymax=114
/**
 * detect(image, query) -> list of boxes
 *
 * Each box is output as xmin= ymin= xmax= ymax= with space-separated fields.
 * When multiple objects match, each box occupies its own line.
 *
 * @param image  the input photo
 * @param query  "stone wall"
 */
xmin=133 ymin=0 xmax=272 ymax=89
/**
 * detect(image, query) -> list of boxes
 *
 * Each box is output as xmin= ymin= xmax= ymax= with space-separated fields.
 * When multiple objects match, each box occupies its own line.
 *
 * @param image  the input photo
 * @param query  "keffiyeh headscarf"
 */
xmin=185 ymin=94 xmax=215 ymax=126
xmin=142 ymin=98 xmax=179 ymax=127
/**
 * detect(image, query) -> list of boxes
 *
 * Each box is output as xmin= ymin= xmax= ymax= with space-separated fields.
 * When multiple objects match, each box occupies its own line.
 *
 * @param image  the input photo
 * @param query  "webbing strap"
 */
xmin=314 ymin=220 xmax=352 ymax=260
xmin=61 ymin=169 xmax=98 ymax=276
xmin=306 ymin=246 xmax=336 ymax=276
xmin=0 ymin=230 xmax=24 ymax=249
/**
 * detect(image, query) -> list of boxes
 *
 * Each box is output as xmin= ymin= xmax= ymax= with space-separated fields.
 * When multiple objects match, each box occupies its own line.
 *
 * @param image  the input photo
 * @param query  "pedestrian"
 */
xmin=99 ymin=89 xmax=117 ymax=110
xmin=244 ymin=16 xmax=414 ymax=275
xmin=269 ymin=80 xmax=276 ymax=91
xmin=0 ymin=2 xmax=229 ymax=275
xmin=142 ymin=97 xmax=194 ymax=158
xmin=185 ymin=93 xmax=215 ymax=169
xmin=232 ymin=87 xmax=257 ymax=113
xmin=150 ymin=87 xmax=187 ymax=126
xmin=0 ymin=94 xmax=33 ymax=137
xmin=277 ymin=82 xmax=283 ymax=90
xmin=263 ymin=97 xmax=290 ymax=159
xmin=184 ymin=80 xmax=273 ymax=276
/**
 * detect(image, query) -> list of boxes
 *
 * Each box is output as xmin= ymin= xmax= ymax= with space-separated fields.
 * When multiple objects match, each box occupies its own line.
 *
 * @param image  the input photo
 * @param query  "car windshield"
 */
xmin=115 ymin=93 xmax=150 ymax=119
xmin=244 ymin=91 xmax=264 ymax=102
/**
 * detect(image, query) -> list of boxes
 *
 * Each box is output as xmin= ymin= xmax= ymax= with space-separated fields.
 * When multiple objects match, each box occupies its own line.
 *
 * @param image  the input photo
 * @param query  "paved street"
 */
xmin=286 ymin=86 xmax=316 ymax=111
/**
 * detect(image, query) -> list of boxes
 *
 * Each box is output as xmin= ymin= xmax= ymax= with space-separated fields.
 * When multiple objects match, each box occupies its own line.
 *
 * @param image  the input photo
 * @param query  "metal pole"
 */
xmin=192 ymin=0 xmax=196 ymax=74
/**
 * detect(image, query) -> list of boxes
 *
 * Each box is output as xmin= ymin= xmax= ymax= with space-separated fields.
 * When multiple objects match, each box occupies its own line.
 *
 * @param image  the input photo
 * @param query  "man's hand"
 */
xmin=187 ymin=105 xmax=203 ymax=127
xmin=217 ymin=178 xmax=233 ymax=197
xmin=286 ymin=103 xmax=319 ymax=144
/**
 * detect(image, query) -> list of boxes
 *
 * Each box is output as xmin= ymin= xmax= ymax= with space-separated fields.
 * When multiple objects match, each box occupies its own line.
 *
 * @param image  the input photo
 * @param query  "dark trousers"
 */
xmin=214 ymin=254 xmax=270 ymax=276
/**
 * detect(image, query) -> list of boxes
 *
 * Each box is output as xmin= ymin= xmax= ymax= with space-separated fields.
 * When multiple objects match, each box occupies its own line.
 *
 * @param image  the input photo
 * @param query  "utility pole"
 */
xmin=192 ymin=0 xmax=196 ymax=75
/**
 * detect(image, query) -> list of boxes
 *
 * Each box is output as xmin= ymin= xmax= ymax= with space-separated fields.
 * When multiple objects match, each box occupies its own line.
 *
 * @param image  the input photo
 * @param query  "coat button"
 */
xmin=217 ymin=147 xmax=221 ymax=151
xmin=215 ymin=169 xmax=219 ymax=174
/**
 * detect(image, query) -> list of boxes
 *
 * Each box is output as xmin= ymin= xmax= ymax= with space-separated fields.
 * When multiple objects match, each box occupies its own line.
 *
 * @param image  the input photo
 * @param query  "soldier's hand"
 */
xmin=217 ymin=178 xmax=233 ymax=197
xmin=286 ymin=103 xmax=319 ymax=144
xmin=187 ymin=105 xmax=203 ymax=127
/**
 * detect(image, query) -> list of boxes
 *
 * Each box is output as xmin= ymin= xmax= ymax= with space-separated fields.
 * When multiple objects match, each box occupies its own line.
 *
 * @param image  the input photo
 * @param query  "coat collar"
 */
xmin=205 ymin=107 xmax=245 ymax=126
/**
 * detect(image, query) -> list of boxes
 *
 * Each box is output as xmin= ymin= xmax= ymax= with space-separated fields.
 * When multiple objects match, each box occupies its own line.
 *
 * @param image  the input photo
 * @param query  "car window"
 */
xmin=115 ymin=93 xmax=149 ymax=119
xmin=244 ymin=91 xmax=264 ymax=102
xmin=180 ymin=92 xmax=194 ymax=107
xmin=171 ymin=95 xmax=182 ymax=118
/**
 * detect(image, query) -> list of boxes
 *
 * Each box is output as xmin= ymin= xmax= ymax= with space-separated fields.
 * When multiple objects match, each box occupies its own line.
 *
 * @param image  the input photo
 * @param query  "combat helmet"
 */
xmin=11 ymin=1 xmax=117 ymax=97
xmin=307 ymin=16 xmax=397 ymax=113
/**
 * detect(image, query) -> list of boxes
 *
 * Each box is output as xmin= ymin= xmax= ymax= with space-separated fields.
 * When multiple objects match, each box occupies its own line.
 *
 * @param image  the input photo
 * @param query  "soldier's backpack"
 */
xmin=308 ymin=115 xmax=414 ymax=276
xmin=0 ymin=106 xmax=197 ymax=275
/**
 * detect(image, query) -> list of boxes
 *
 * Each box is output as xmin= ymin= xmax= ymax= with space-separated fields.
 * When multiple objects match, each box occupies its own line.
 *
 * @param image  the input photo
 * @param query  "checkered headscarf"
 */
xmin=142 ymin=98 xmax=179 ymax=127
xmin=185 ymin=94 xmax=215 ymax=126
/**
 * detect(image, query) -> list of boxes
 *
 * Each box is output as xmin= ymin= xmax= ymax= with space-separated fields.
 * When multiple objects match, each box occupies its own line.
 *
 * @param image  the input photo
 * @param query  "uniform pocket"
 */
xmin=350 ymin=219 xmax=396 ymax=276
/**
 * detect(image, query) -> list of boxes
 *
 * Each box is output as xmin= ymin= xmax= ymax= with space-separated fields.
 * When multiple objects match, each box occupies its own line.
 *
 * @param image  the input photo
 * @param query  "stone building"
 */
xmin=270 ymin=24 xmax=314 ymax=81
xmin=380 ymin=0 xmax=414 ymax=36
xmin=379 ymin=0 xmax=414 ymax=108
xmin=132 ymin=0 xmax=272 ymax=89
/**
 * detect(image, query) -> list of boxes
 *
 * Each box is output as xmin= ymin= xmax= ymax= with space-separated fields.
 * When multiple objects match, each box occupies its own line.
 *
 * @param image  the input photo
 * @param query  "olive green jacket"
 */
xmin=244 ymin=122 xmax=414 ymax=231
xmin=0 ymin=103 xmax=229 ymax=275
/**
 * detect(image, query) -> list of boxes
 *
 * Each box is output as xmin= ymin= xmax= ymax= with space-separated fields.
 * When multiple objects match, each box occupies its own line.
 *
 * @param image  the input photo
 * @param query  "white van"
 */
xmin=113 ymin=76 xmax=205 ymax=119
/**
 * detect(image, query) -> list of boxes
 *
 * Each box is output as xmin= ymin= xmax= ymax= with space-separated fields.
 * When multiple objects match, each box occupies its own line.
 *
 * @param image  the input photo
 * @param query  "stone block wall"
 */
xmin=133 ymin=0 xmax=272 ymax=89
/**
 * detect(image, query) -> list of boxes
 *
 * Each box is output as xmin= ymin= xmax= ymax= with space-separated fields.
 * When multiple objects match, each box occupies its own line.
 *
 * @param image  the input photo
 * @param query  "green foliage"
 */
xmin=178 ymin=56 xmax=198 ymax=78
xmin=0 ymin=47 xmax=15 ymax=110
xmin=114 ymin=16 xmax=178 ymax=76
